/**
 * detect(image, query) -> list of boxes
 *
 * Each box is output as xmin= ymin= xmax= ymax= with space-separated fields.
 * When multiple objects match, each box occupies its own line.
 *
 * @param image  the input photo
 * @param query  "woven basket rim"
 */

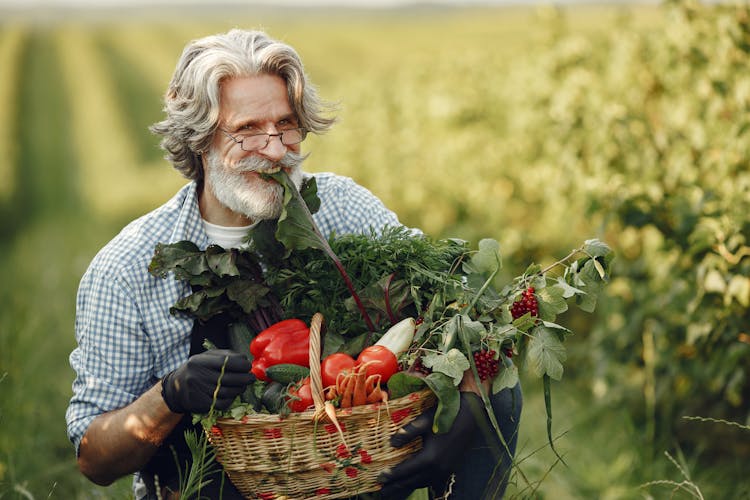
xmin=214 ymin=388 xmax=433 ymax=426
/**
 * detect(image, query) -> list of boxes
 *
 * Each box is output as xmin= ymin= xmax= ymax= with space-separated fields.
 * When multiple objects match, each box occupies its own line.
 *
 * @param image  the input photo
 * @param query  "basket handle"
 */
xmin=308 ymin=312 xmax=325 ymax=412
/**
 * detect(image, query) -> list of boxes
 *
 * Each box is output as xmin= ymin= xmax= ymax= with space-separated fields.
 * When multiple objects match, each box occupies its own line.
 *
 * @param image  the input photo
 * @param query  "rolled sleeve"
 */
xmin=66 ymin=266 xmax=155 ymax=452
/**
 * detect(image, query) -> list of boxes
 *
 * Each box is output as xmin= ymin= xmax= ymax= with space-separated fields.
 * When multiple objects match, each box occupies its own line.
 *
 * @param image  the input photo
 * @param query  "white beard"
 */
xmin=204 ymin=150 xmax=305 ymax=222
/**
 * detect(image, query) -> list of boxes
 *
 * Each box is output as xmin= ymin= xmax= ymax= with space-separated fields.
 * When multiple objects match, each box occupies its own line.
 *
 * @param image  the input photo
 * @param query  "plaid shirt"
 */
xmin=66 ymin=172 xmax=401 ymax=454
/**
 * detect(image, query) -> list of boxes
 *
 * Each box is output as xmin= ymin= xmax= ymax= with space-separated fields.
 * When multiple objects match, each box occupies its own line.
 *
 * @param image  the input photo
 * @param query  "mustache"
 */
xmin=234 ymin=151 xmax=307 ymax=173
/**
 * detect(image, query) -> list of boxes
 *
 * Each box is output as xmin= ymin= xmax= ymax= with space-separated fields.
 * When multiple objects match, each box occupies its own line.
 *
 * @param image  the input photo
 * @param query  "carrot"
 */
xmin=315 ymin=401 xmax=349 ymax=450
xmin=366 ymin=384 xmax=382 ymax=404
xmin=336 ymin=371 xmax=348 ymax=394
xmin=352 ymin=367 xmax=367 ymax=406
xmin=380 ymin=390 xmax=390 ymax=415
xmin=323 ymin=401 xmax=348 ymax=450
xmin=340 ymin=374 xmax=355 ymax=408
xmin=366 ymin=374 xmax=381 ymax=392
xmin=365 ymin=374 xmax=382 ymax=403
xmin=324 ymin=385 xmax=338 ymax=401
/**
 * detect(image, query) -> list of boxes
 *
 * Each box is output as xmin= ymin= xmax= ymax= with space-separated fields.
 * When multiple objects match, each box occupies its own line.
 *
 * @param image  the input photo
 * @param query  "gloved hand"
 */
xmin=161 ymin=349 xmax=254 ymax=414
xmin=378 ymin=391 xmax=484 ymax=499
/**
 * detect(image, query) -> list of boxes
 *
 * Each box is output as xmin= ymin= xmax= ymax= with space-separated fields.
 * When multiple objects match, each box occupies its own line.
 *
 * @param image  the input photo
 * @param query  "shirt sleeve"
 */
xmin=65 ymin=265 xmax=156 ymax=453
xmin=312 ymin=173 xmax=404 ymax=236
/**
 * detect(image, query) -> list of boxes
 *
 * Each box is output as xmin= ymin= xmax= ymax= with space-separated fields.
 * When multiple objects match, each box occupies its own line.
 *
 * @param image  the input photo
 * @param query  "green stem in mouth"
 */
xmin=267 ymin=171 xmax=377 ymax=334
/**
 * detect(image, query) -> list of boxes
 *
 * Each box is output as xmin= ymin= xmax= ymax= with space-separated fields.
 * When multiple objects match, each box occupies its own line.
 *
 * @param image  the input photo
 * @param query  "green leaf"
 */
xmin=489 ymin=323 xmax=518 ymax=344
xmin=321 ymin=331 xmax=346 ymax=358
xmin=205 ymin=246 xmax=240 ymax=277
xmin=148 ymin=240 xmax=210 ymax=281
xmin=268 ymin=171 xmax=327 ymax=255
xmin=575 ymin=259 xmax=606 ymax=312
xmin=458 ymin=314 xmax=486 ymax=346
xmin=346 ymin=274 xmax=412 ymax=323
xmin=593 ymin=259 xmax=606 ymax=280
xmin=322 ymin=332 xmax=369 ymax=358
xmin=422 ymin=348 xmax=470 ymax=386
xmin=298 ymin=176 xmax=321 ymax=214
xmin=527 ymin=326 xmax=567 ymax=380
xmin=537 ymin=285 xmax=568 ymax=321
xmin=423 ymin=372 xmax=460 ymax=433
xmin=225 ymin=280 xmax=270 ymax=315
xmin=387 ymin=372 xmax=427 ymax=400
xmin=492 ymin=361 xmax=519 ymax=393
xmin=511 ymin=313 xmax=537 ymax=332
xmin=703 ymin=269 xmax=726 ymax=293
xmin=583 ymin=238 xmax=611 ymax=258
xmin=469 ymin=238 xmax=502 ymax=274
xmin=171 ymin=290 xmax=228 ymax=321
xmin=440 ymin=315 xmax=461 ymax=351
xmin=247 ymin=220 xmax=285 ymax=264
xmin=522 ymin=263 xmax=542 ymax=276
xmin=266 ymin=171 xmax=376 ymax=333
xmin=554 ymin=276 xmax=584 ymax=299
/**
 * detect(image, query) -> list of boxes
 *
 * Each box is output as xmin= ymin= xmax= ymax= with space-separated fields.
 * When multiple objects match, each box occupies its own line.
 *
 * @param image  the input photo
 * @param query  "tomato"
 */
xmin=321 ymin=353 xmax=356 ymax=388
xmin=287 ymin=377 xmax=314 ymax=412
xmin=356 ymin=345 xmax=400 ymax=383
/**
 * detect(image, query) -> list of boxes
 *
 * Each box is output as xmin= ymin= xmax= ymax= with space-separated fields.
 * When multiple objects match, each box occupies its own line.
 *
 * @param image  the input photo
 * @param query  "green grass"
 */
xmin=507 ymin=376 xmax=750 ymax=500
xmin=0 ymin=213 xmax=133 ymax=498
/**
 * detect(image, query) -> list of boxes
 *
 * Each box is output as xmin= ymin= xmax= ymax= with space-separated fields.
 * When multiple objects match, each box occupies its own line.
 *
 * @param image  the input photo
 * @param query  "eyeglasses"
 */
xmin=220 ymin=127 xmax=307 ymax=152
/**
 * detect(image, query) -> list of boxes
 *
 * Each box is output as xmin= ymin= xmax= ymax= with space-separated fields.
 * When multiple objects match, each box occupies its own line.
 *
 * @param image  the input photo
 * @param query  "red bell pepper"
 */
xmin=250 ymin=318 xmax=310 ymax=381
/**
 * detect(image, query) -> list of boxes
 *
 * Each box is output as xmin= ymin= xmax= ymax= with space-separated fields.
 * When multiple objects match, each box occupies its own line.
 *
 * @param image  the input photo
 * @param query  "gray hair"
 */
xmin=150 ymin=29 xmax=336 ymax=180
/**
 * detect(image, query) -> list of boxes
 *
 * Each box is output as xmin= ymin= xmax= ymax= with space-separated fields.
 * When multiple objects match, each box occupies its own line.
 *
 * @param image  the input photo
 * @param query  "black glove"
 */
xmin=378 ymin=391 xmax=484 ymax=499
xmin=161 ymin=349 xmax=254 ymax=414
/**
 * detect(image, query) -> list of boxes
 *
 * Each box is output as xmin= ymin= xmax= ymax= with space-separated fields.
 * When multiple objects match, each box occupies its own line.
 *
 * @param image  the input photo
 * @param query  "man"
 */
xmin=66 ymin=29 xmax=521 ymax=499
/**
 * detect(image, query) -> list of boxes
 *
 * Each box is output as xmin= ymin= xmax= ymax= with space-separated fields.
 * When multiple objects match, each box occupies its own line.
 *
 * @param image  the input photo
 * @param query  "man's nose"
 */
xmin=257 ymin=134 xmax=287 ymax=162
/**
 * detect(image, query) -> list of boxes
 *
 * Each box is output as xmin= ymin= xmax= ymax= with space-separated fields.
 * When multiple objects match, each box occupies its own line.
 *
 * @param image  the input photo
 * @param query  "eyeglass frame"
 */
xmin=219 ymin=127 xmax=308 ymax=152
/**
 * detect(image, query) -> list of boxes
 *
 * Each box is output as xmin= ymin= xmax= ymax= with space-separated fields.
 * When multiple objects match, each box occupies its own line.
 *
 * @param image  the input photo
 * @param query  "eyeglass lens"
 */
xmin=241 ymin=129 xmax=304 ymax=151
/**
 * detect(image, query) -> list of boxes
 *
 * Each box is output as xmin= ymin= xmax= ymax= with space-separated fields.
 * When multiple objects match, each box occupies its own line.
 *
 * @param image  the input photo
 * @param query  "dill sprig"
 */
xmin=262 ymin=226 xmax=468 ymax=353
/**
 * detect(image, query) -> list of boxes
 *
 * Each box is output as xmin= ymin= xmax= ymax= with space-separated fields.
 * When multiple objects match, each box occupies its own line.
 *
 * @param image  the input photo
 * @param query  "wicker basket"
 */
xmin=208 ymin=313 xmax=436 ymax=499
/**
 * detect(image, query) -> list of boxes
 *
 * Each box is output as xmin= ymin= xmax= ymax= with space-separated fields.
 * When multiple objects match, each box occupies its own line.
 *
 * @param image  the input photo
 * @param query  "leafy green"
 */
xmin=465 ymin=238 xmax=502 ymax=274
xmin=261 ymin=171 xmax=377 ymax=333
xmin=527 ymin=326 xmax=567 ymax=381
xmin=271 ymin=174 xmax=326 ymax=256
xmin=262 ymin=225 xmax=468 ymax=339
xmin=422 ymin=348 xmax=470 ymax=386
xmin=422 ymin=372 xmax=460 ymax=434
xmin=387 ymin=371 xmax=427 ymax=400
xmin=492 ymin=360 xmax=519 ymax=393
xmin=148 ymin=243 xmax=278 ymax=329
xmin=536 ymin=285 xmax=568 ymax=320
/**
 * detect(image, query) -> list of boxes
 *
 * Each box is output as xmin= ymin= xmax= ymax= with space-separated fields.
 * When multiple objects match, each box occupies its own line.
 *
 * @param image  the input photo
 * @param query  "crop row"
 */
xmin=0 ymin=27 xmax=24 ymax=204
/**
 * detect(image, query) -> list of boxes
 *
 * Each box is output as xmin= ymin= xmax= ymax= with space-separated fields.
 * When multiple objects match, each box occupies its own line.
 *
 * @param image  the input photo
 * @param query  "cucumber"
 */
xmin=261 ymin=381 xmax=286 ymax=413
xmin=265 ymin=363 xmax=310 ymax=384
xmin=239 ymin=382 xmax=259 ymax=410
xmin=227 ymin=322 xmax=254 ymax=360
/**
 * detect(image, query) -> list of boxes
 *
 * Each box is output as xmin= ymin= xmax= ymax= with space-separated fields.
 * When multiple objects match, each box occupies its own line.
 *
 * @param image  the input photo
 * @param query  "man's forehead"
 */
xmin=218 ymin=74 xmax=293 ymax=126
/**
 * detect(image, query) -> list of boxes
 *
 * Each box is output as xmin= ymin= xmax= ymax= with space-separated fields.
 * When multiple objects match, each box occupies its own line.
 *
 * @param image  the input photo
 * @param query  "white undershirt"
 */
xmin=202 ymin=219 xmax=257 ymax=248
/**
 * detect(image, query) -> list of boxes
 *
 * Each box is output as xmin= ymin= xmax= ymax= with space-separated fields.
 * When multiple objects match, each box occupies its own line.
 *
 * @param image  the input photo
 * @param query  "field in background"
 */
xmin=1 ymin=3 xmax=748 ymax=499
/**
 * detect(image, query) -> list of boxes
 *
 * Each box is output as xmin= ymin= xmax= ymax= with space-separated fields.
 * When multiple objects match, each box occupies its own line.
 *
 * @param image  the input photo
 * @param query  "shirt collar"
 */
xmin=170 ymin=181 xmax=211 ymax=250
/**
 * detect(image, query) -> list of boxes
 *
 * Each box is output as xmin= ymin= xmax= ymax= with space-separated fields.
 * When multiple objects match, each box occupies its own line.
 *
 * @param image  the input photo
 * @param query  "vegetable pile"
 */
xmin=148 ymin=172 xmax=614 ymax=456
